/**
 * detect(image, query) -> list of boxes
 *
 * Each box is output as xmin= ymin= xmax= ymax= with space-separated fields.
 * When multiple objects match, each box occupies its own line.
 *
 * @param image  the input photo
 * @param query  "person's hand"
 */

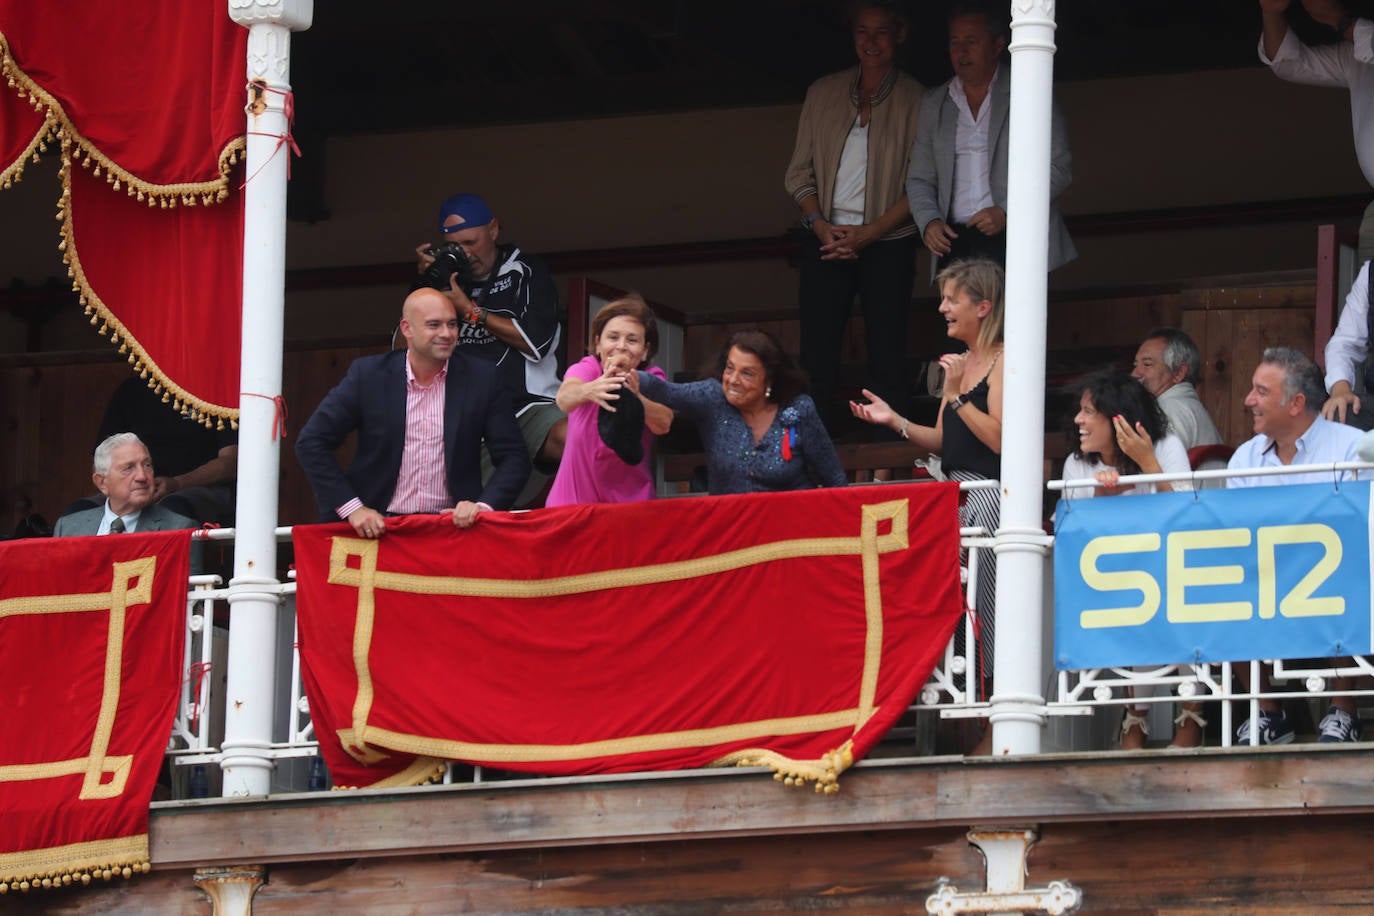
xmin=1113 ymin=414 xmax=1159 ymax=471
xmin=939 ymin=352 xmax=968 ymax=399
xmin=922 ymin=219 xmax=958 ymax=256
xmin=822 ymin=224 xmax=878 ymax=261
xmin=448 ymin=500 xmax=489 ymax=529
xmin=1259 ymin=0 xmax=1291 ymax=16
xmin=1299 ymin=0 xmax=1344 ymax=28
xmin=619 ymin=366 xmax=642 ymax=395
xmin=347 ymin=506 xmax=386 ymax=539
xmin=151 ymin=476 xmax=180 ymax=502
xmin=966 ymin=206 xmax=1007 ymax=237
xmin=415 ymin=242 xmax=436 ymax=273
xmin=849 ymin=388 xmax=895 ymax=427
xmin=446 ymin=274 xmax=477 ymax=321
xmin=1323 ymin=382 xmax=1362 ymax=422
xmin=582 ymin=368 xmax=627 ymax=410
xmin=1092 ymin=469 xmax=1126 ymax=494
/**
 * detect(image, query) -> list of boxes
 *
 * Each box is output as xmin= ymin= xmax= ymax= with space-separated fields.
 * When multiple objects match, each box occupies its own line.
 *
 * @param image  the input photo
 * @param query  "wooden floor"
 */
xmin=11 ymin=747 xmax=1374 ymax=914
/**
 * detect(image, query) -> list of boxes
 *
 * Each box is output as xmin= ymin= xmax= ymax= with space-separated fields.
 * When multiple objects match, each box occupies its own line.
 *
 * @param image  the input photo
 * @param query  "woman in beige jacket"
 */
xmin=784 ymin=0 xmax=923 ymax=437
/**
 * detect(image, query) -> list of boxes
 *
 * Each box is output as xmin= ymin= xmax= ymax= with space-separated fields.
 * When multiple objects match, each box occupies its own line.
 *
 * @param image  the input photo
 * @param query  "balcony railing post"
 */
xmin=989 ymin=0 xmax=1060 ymax=755
xmin=221 ymin=0 xmax=313 ymax=797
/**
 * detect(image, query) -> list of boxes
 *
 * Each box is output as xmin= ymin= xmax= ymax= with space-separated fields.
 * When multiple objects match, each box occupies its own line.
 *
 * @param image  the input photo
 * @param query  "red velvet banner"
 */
xmin=0 ymin=530 xmax=189 ymax=892
xmin=294 ymin=483 xmax=965 ymax=792
xmin=0 ymin=2 xmax=247 ymax=420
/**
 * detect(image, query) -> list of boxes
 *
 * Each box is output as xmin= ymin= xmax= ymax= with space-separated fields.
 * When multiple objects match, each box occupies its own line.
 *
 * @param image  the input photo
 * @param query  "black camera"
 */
xmin=419 ymin=242 xmax=474 ymax=291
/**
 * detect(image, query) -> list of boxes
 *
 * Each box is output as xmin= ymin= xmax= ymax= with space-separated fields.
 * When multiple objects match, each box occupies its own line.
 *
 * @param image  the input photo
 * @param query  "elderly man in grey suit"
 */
xmin=54 ymin=432 xmax=198 ymax=537
xmin=906 ymin=0 xmax=1076 ymax=272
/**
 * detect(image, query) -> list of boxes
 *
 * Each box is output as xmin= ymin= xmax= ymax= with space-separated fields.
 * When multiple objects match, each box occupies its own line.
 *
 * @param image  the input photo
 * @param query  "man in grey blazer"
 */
xmin=54 ymin=432 xmax=198 ymax=537
xmin=906 ymin=1 xmax=1076 ymax=273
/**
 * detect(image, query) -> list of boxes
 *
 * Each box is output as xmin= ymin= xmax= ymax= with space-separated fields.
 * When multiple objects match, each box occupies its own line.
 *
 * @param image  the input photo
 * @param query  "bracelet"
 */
xmin=477 ymin=307 xmax=488 ymax=328
xmin=896 ymin=417 xmax=909 ymax=440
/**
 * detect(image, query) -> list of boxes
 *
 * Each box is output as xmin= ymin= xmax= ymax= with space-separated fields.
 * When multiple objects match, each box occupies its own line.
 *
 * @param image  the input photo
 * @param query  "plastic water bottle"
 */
xmin=189 ymin=764 xmax=209 ymax=799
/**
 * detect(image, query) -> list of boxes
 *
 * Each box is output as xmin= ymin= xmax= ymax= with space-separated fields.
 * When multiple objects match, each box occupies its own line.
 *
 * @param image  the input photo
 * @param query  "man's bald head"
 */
xmin=400 ymin=288 xmax=459 ymax=371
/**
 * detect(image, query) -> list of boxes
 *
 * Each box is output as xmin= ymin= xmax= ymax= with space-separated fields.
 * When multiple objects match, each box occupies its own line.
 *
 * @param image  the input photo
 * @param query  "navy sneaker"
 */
xmin=1317 ymin=706 xmax=1362 ymax=743
xmin=1235 ymin=710 xmax=1296 ymax=746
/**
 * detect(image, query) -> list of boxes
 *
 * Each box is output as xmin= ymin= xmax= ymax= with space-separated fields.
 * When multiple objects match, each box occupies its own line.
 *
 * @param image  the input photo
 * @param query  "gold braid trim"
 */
xmin=0 ymin=31 xmax=243 ymax=206
xmin=330 ymin=756 xmax=449 ymax=791
xmin=712 ymin=741 xmax=855 ymax=795
xmin=0 ymin=834 xmax=152 ymax=894
xmin=0 ymin=110 xmax=54 ymax=190
xmin=56 ymin=142 xmax=237 ymax=426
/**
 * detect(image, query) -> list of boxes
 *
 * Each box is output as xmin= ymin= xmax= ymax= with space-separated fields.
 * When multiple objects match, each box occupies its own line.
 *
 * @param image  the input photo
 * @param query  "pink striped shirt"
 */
xmin=386 ymin=358 xmax=451 ymax=515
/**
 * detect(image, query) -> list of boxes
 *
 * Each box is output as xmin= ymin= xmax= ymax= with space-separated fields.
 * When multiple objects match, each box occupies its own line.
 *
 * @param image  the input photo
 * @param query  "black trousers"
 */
xmin=798 ymin=234 xmax=917 ymax=435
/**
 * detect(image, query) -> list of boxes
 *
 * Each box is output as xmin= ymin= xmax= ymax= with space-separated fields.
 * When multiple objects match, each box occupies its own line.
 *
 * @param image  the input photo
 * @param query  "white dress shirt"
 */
xmin=947 ymin=66 xmax=999 ymax=224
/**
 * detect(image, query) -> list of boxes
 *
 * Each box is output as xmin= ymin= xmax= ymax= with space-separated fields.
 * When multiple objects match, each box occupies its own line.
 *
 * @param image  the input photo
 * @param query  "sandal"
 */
xmin=1120 ymin=708 xmax=1150 ymax=750
xmin=1168 ymin=706 xmax=1206 ymax=749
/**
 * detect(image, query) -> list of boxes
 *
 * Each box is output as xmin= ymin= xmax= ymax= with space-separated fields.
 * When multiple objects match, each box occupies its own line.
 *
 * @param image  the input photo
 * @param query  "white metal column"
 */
xmin=988 ymin=0 xmax=1059 ymax=756
xmin=221 ymin=0 xmax=313 ymax=797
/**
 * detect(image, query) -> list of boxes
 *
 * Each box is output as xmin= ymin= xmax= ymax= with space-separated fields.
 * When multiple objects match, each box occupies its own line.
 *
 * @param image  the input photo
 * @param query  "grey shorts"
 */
xmin=481 ymin=400 xmax=566 ymax=507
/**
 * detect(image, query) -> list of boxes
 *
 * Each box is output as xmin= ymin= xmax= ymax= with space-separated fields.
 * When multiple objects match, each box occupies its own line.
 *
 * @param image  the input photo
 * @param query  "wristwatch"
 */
xmin=950 ymin=393 xmax=970 ymax=411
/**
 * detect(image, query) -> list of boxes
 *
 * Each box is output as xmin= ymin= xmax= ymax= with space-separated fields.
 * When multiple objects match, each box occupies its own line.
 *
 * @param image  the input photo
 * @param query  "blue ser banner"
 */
xmin=1053 ymin=481 xmax=1373 ymax=670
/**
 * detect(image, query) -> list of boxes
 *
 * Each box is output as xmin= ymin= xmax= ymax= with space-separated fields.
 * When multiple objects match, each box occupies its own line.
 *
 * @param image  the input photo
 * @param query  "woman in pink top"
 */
xmin=545 ymin=294 xmax=673 ymax=507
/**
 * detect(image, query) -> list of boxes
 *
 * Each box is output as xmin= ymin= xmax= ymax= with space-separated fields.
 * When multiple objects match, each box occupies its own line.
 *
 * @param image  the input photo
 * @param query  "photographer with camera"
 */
xmin=414 ymin=193 xmax=566 ymax=507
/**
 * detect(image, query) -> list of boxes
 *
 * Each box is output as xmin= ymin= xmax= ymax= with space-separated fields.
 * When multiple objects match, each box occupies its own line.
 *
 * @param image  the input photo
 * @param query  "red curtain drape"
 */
xmin=0 ymin=530 xmax=190 ymax=892
xmin=294 ymin=484 xmax=966 ymax=792
xmin=0 ymin=1 xmax=247 ymax=421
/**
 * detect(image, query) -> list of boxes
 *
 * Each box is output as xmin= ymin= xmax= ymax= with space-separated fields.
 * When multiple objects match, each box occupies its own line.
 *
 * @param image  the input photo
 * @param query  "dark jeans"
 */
xmin=798 ymin=234 xmax=917 ymax=435
xmin=935 ymin=222 xmax=1006 ymax=274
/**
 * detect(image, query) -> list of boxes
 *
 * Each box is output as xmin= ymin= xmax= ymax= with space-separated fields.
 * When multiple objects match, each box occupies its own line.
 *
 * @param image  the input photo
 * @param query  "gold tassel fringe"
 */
xmin=712 ymin=741 xmax=855 ymax=794
xmin=0 ymin=31 xmax=243 ymax=207
xmin=49 ymin=140 xmax=238 ymax=425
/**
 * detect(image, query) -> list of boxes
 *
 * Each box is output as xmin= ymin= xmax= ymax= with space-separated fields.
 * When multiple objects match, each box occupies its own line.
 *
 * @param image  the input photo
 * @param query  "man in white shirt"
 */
xmin=1259 ymin=0 xmax=1374 ymax=260
xmin=906 ymin=0 xmax=1075 ymax=272
xmin=1321 ymin=259 xmax=1374 ymax=428
xmin=1131 ymin=328 xmax=1225 ymax=451
xmin=1227 ymin=347 xmax=1365 ymax=744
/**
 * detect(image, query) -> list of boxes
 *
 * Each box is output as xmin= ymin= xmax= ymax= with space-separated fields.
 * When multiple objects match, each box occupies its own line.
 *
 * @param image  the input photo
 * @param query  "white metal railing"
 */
xmin=156 ymin=464 xmax=1374 ymax=798
xmin=166 ymin=554 xmax=318 ymax=794
xmin=1048 ymin=459 xmax=1374 ymax=747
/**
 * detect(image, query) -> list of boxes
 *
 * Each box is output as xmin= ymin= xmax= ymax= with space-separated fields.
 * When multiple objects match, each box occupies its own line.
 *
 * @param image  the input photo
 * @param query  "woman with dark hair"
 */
xmin=784 ymin=0 xmax=924 ymax=432
xmin=546 ymin=294 xmax=672 ymax=507
xmin=635 ymin=330 xmax=846 ymax=495
xmin=1059 ymin=369 xmax=1198 ymax=748
xmin=1061 ymin=370 xmax=1190 ymax=499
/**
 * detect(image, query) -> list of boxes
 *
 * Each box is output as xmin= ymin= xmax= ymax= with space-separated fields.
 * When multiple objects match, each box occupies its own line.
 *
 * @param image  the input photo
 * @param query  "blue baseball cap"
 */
xmin=437 ymin=193 xmax=494 ymax=234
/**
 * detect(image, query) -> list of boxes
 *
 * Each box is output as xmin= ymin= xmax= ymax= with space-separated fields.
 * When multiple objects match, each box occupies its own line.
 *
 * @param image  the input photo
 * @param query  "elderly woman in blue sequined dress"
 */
xmin=635 ymin=329 xmax=846 ymax=494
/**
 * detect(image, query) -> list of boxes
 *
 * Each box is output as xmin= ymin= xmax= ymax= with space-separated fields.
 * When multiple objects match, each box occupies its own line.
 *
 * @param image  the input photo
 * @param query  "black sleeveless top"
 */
xmin=941 ymin=361 xmax=1001 ymax=479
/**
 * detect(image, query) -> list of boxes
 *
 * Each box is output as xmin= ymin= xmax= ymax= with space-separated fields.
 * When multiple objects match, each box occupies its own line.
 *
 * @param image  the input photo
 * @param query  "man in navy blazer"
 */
xmin=296 ymin=288 xmax=529 ymax=537
xmin=906 ymin=1 xmax=1075 ymax=272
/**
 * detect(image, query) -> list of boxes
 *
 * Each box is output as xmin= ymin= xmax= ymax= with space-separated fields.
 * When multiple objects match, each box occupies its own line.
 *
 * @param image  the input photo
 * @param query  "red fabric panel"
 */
xmin=0 ymin=530 xmax=189 ymax=888
xmin=69 ymin=162 xmax=244 ymax=412
xmin=0 ymin=1 xmax=246 ymax=182
xmin=0 ymin=1 xmax=247 ymax=417
xmin=294 ymin=483 xmax=965 ymax=790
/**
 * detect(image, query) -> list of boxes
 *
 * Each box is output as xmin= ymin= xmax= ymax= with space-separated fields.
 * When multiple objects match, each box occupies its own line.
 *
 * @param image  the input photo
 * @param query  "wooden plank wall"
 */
xmin=11 ymin=814 xmax=1374 ymax=914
